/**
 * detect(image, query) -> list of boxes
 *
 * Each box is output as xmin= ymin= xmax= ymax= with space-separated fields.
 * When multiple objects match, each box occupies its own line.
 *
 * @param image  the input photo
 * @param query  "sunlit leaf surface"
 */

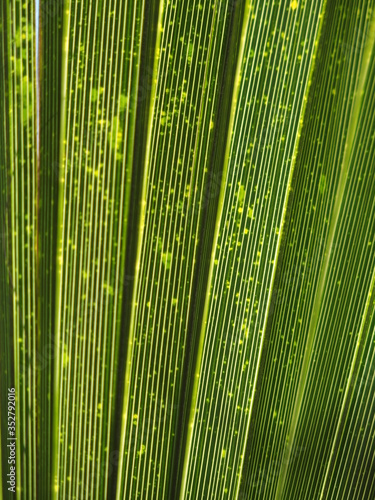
xmin=0 ymin=0 xmax=374 ymax=499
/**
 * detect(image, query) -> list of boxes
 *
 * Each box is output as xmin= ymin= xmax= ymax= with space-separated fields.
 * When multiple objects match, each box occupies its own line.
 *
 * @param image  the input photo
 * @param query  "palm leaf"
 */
xmin=0 ymin=0 xmax=374 ymax=499
xmin=1 ymin=1 xmax=38 ymax=497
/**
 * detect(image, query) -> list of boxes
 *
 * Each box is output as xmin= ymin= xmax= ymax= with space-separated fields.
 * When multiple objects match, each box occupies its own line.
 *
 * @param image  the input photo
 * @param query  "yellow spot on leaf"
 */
xmin=290 ymin=1 xmax=298 ymax=10
xmin=137 ymin=444 xmax=146 ymax=456
xmin=161 ymin=252 xmax=172 ymax=269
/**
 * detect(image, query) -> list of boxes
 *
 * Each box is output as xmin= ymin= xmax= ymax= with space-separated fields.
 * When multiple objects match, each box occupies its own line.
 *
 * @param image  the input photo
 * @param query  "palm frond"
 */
xmin=0 ymin=1 xmax=375 ymax=499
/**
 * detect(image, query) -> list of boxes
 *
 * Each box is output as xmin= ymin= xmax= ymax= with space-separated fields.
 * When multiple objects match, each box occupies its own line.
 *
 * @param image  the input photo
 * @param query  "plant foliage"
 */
xmin=0 ymin=0 xmax=375 ymax=499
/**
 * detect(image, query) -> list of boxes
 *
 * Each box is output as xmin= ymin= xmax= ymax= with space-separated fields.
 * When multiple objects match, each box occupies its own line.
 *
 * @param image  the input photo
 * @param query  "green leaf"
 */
xmin=1 ymin=0 xmax=375 ymax=499
xmin=0 ymin=1 xmax=38 ymax=497
xmin=51 ymin=0 xmax=145 ymax=498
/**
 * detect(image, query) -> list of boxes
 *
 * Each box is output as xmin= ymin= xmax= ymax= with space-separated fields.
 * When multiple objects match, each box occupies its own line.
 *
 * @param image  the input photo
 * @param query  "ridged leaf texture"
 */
xmin=0 ymin=0 xmax=375 ymax=499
